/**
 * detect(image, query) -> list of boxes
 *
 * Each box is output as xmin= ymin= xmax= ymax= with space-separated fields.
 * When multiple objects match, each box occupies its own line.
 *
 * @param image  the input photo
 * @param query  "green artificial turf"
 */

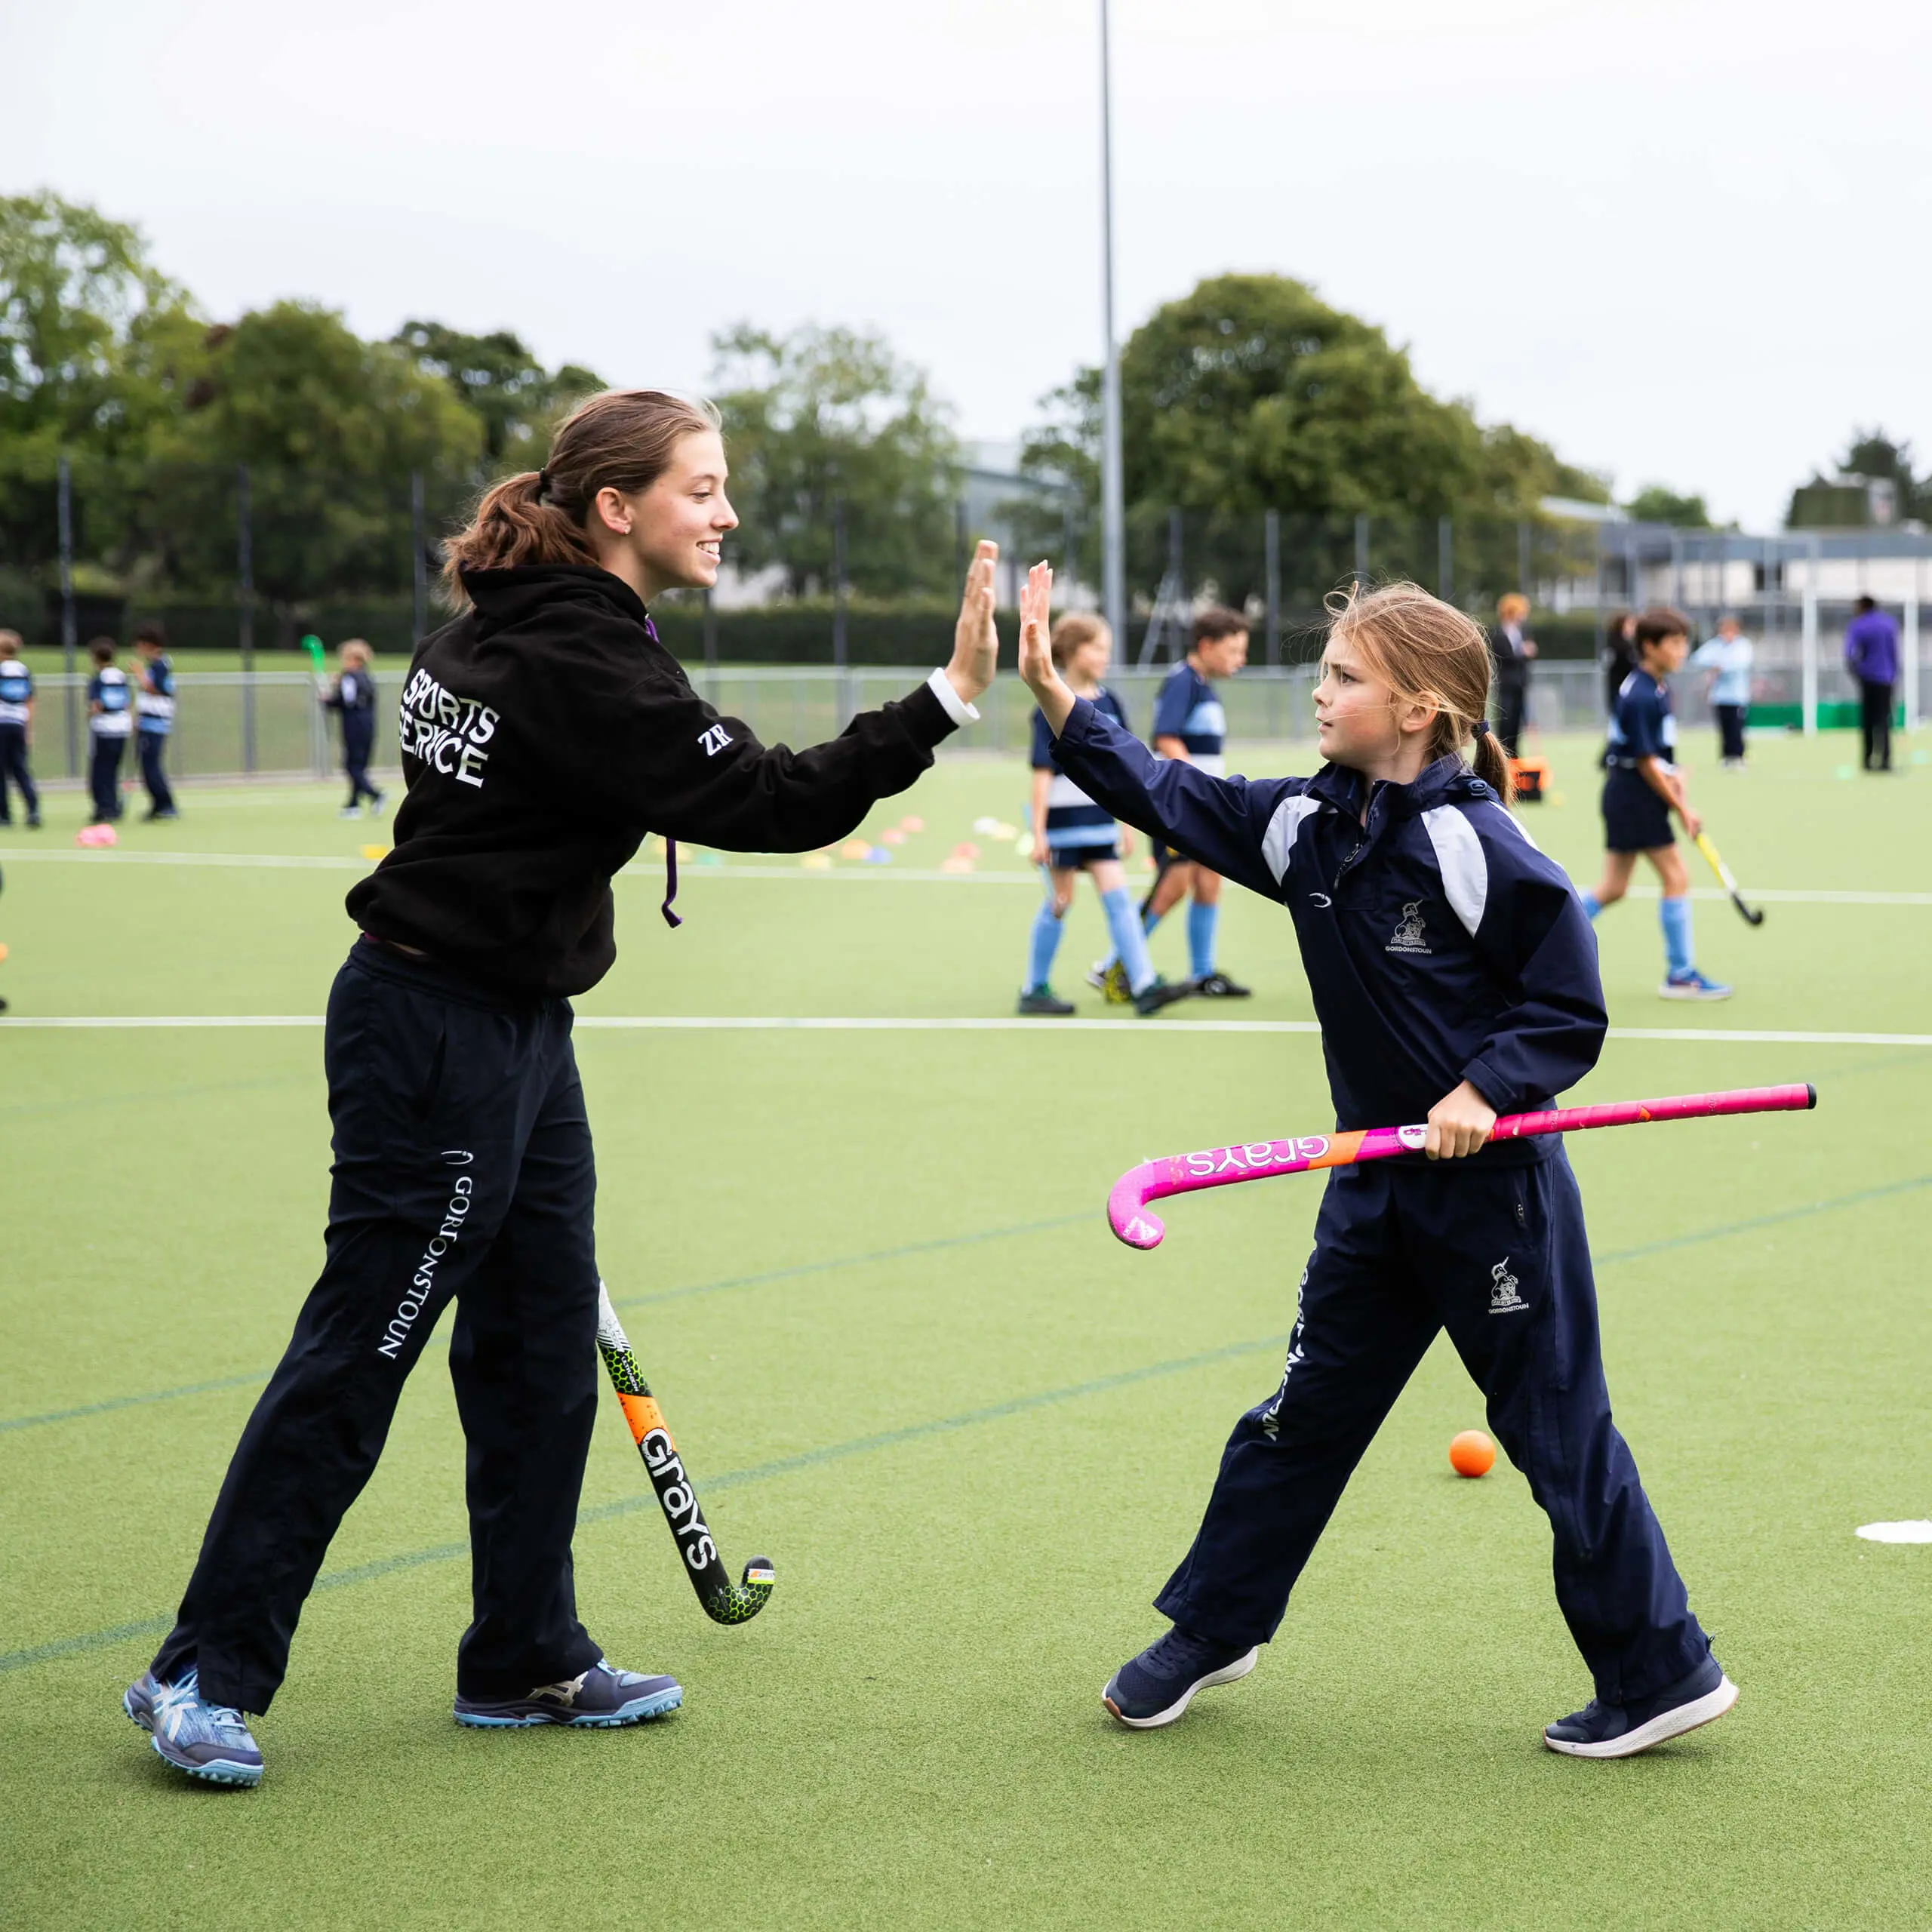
xmin=2 ymin=728 xmax=1930 ymax=1929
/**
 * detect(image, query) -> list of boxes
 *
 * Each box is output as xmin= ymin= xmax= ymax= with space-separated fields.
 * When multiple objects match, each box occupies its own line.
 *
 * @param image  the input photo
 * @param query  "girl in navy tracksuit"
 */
xmin=1017 ymin=568 xmax=1735 ymax=1760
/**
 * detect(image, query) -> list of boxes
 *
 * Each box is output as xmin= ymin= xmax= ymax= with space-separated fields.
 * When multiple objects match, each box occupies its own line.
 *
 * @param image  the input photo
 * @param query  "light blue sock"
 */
xmin=1580 ymin=890 xmax=1601 ymax=921
xmin=1097 ymin=905 xmax=1162 ymax=976
xmin=1101 ymin=886 xmax=1155 ymax=995
xmin=1660 ymin=895 xmax=1694 ymax=977
xmin=1187 ymin=900 xmax=1218 ymax=980
xmin=1026 ymin=897 xmax=1063 ymax=992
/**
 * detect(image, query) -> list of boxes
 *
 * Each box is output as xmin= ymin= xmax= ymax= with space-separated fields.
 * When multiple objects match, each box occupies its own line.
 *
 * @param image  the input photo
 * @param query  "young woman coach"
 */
xmin=126 ymin=389 xmax=1001 ymax=1786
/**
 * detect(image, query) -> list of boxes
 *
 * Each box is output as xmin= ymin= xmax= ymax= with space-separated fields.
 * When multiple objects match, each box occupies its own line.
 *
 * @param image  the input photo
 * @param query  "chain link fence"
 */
xmin=20 ymin=661 xmax=1631 ymax=788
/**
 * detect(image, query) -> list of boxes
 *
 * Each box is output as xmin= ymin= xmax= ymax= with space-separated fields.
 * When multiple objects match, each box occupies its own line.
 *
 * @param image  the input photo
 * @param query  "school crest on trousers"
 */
xmin=1489 ymin=1257 xmax=1527 ymax=1314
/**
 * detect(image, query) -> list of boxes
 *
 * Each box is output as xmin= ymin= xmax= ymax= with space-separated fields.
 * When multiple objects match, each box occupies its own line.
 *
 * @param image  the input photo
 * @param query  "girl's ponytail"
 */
xmin=441 ymin=470 xmax=596 ymax=592
xmin=1469 ymin=717 xmax=1514 ymax=803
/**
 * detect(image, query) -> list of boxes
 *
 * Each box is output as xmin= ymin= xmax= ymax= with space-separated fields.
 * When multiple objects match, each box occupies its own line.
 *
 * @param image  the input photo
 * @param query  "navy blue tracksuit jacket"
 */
xmin=1054 ymin=700 xmax=1712 ymax=1703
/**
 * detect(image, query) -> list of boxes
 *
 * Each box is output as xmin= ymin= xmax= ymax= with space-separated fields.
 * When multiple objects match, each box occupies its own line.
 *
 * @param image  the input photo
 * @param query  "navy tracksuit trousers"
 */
xmin=342 ymin=710 xmax=379 ymax=808
xmin=137 ymin=728 xmax=175 ymax=814
xmin=1157 ymin=1151 xmax=1710 ymax=1704
xmin=152 ymin=940 xmax=606 ymax=1714
xmin=0 ymin=723 xmax=36 ymax=821
xmin=88 ymin=734 xmax=126 ymax=820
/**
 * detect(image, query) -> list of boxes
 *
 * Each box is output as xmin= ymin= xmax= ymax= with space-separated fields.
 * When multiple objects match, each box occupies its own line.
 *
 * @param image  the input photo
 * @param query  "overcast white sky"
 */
xmin=5 ymin=0 xmax=1929 ymax=528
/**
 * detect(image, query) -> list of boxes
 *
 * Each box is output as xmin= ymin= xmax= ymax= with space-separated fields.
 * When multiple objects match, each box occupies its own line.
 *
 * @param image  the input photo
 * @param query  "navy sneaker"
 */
xmin=1103 ymin=1626 xmax=1259 ymax=1729
xmin=1190 ymin=971 xmax=1252 ymax=998
xmin=454 ymin=1659 xmax=681 ymax=1729
xmin=1132 ymin=977 xmax=1192 ymax=1019
xmin=130 ymin=1668 xmax=264 ymax=1786
xmin=1543 ymin=1654 xmax=1738 ymax=1758
xmin=1017 ymin=985 xmax=1075 ymax=1017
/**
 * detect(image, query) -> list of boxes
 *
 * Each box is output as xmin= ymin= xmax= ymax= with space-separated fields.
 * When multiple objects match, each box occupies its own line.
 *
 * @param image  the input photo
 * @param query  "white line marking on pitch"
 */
xmin=1856 ymin=1521 xmax=1932 ymax=1543
xmin=6 ymin=1016 xmax=1930 ymax=1046
xmin=1 ymin=847 xmax=1927 ymax=906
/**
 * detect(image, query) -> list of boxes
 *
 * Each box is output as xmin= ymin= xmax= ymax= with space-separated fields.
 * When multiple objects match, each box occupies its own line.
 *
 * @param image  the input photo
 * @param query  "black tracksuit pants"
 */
xmin=88 ymin=734 xmax=127 ymax=820
xmin=1859 ymin=679 xmax=1894 ymax=771
xmin=0 ymin=723 xmax=35 ymax=820
xmin=137 ymin=729 xmax=175 ymax=814
xmin=1155 ymin=1152 xmax=1711 ymax=1705
xmin=1494 ymin=677 xmax=1528 ymax=758
xmin=343 ymin=711 xmax=379 ymax=807
xmin=1715 ymin=703 xmax=1747 ymax=762
xmin=152 ymin=940 xmax=605 ymax=1714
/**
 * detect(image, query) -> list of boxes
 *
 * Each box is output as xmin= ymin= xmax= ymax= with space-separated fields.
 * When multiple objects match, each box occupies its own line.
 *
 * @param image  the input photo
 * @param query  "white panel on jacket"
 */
xmin=1421 ymin=805 xmax=1488 ymax=935
xmin=1261 ymin=795 xmax=1322 ymax=884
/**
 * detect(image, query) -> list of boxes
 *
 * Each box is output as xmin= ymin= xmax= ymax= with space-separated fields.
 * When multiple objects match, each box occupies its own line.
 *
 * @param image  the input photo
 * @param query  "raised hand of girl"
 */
xmin=1018 ymin=561 xmax=1075 ymax=732
xmin=946 ymin=540 xmax=1000 ymax=708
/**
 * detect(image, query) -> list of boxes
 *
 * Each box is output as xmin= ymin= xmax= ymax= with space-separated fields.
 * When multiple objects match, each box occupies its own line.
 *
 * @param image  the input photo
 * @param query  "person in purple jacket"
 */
xmin=1843 ymin=595 xmax=1900 ymax=772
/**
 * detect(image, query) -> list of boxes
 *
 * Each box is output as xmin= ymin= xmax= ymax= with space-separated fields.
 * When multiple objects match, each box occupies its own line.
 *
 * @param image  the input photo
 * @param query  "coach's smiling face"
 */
xmin=592 ymin=429 xmax=740 ymax=601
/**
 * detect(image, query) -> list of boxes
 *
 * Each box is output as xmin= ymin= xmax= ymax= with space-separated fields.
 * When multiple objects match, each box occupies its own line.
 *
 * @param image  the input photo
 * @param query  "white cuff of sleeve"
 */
xmin=925 ymin=667 xmax=980 ymax=726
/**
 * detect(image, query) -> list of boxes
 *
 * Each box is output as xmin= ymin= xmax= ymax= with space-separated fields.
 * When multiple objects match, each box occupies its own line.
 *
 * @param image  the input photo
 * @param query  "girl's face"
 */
xmin=1313 ymin=633 xmax=1406 ymax=768
xmin=1068 ymin=634 xmax=1112 ymax=684
xmin=602 ymin=431 xmax=739 ymax=594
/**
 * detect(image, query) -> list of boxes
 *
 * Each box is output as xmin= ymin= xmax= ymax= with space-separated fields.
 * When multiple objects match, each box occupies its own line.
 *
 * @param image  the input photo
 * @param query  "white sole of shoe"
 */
xmin=1657 ymin=983 xmax=1733 ymax=1001
xmin=1543 ymin=1674 xmax=1739 ymax=1758
xmin=1103 ymin=1647 xmax=1260 ymax=1729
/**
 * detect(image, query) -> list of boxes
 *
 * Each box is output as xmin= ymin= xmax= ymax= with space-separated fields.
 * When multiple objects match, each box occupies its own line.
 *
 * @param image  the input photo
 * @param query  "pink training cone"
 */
xmin=1106 ymin=1084 xmax=1818 ymax=1250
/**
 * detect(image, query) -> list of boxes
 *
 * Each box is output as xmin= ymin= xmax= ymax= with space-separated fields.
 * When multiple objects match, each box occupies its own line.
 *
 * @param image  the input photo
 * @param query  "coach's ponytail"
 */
xmin=441 ymin=389 xmax=723 ymax=600
xmin=1324 ymin=582 xmax=1514 ymax=804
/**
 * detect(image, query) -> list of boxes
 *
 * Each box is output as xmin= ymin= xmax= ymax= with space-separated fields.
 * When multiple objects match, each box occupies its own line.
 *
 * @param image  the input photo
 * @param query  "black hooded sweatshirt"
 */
xmin=346 ymin=565 xmax=960 ymax=996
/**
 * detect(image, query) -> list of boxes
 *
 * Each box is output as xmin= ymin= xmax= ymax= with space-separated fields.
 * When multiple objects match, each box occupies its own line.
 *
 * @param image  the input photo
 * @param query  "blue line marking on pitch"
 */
xmin=10 ymin=1169 xmax=1932 ymax=1675
xmin=0 ymin=1331 xmax=1291 ymax=1676
xmin=0 ymin=1214 xmax=1095 ymax=1435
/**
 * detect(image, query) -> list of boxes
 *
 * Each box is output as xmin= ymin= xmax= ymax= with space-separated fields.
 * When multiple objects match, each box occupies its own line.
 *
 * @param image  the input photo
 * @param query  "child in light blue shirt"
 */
xmin=1687 ymin=615 xmax=1752 ymax=767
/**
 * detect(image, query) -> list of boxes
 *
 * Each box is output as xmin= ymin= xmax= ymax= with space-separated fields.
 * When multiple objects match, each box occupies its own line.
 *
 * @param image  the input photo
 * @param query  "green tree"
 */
xmin=0 ymin=192 xmax=201 ymax=580
xmin=709 ymin=324 xmax=962 ymax=597
xmin=1626 ymin=485 xmax=1711 ymax=527
xmin=1786 ymin=429 xmax=1927 ymax=528
xmin=1023 ymin=274 xmax=1606 ymax=608
xmin=392 ymin=320 xmax=602 ymax=464
xmin=137 ymin=301 xmax=484 ymax=611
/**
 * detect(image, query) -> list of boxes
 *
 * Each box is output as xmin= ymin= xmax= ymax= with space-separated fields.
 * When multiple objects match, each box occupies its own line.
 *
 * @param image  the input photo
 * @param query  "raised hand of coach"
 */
xmin=945 ymin=539 xmax=1001 ymax=709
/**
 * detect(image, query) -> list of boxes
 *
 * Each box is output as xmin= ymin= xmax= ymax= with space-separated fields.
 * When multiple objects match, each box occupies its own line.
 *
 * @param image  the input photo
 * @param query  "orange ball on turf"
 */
xmin=1448 ymin=1429 xmax=1496 ymax=1478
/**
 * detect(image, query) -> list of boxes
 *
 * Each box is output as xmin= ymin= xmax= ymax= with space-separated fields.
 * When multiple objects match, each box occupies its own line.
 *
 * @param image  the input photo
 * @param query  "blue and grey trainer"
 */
xmin=1544 ymin=1654 xmax=1738 ymax=1758
xmin=128 ymin=1668 xmax=264 ymax=1786
xmin=454 ymin=1660 xmax=681 ymax=1729
xmin=1660 ymin=968 xmax=1733 ymax=1001
xmin=1103 ymin=1626 xmax=1259 ymax=1729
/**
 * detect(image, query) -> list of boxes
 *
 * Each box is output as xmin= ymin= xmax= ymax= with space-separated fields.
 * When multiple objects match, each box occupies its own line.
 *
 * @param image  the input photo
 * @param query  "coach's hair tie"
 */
xmin=1472 ymin=718 xmax=1491 ymax=737
xmin=535 ymin=468 xmax=552 ymax=502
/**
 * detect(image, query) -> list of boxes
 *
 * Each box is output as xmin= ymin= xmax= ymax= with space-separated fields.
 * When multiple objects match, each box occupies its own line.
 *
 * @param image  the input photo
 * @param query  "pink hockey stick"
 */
xmin=1108 ymin=1083 xmax=1817 ymax=1251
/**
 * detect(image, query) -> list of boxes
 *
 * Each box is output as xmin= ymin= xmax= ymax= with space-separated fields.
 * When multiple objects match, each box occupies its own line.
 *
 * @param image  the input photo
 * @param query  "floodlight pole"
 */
xmin=57 ymin=454 xmax=78 ymax=777
xmin=1098 ymin=0 xmax=1125 ymax=649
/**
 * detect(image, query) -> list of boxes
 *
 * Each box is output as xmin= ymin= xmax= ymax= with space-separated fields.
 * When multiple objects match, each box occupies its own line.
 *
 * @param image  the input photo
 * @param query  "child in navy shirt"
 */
xmin=1018 ymin=567 xmax=1736 ymax=1760
xmin=321 ymin=639 xmax=386 ymax=817
xmin=134 ymin=622 xmax=179 ymax=820
xmin=1581 ymin=608 xmax=1730 ymax=1000
xmin=1020 ymin=614 xmax=1186 ymax=1017
xmin=0 ymin=630 xmax=39 ymax=828
xmin=1093 ymin=607 xmax=1253 ymax=1001
xmin=86 ymin=638 xmax=134 ymax=824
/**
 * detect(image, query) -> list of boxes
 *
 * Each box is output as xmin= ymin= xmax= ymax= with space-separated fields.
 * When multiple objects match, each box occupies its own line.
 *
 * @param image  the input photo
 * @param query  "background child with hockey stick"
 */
xmin=1582 ymin=607 xmax=1731 ymax=1001
xmin=1017 ymin=565 xmax=1737 ymax=1759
